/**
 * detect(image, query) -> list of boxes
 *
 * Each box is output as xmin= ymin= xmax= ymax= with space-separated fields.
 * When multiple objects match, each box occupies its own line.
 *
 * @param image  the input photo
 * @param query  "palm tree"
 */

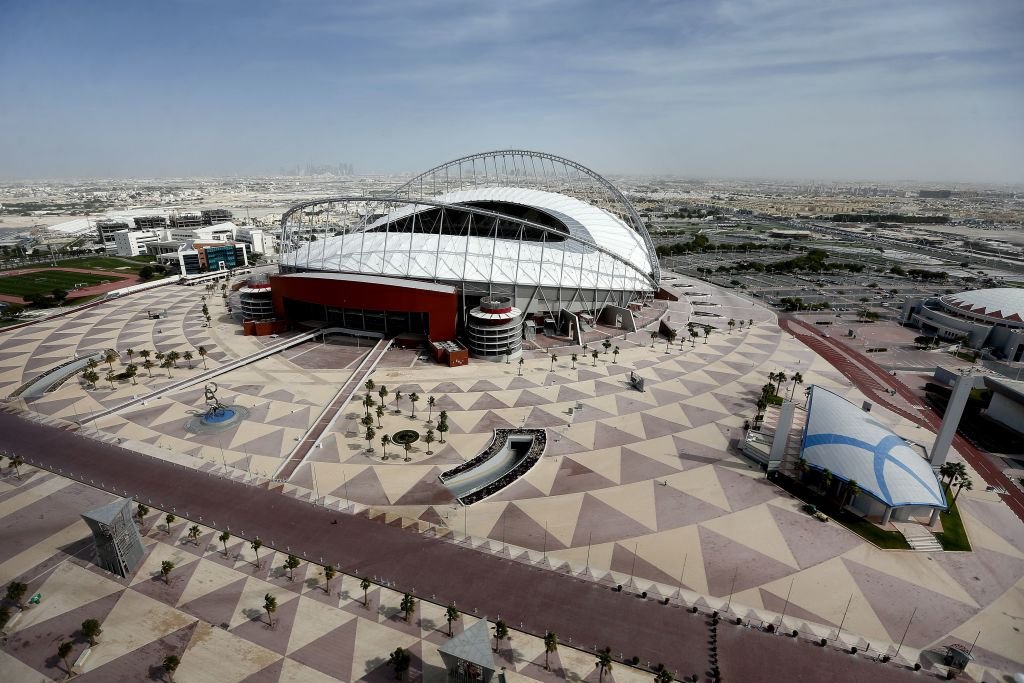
xmin=666 ymin=329 xmax=677 ymax=353
xmin=749 ymin=318 xmax=754 ymax=327
xmin=106 ymin=370 xmax=116 ymax=390
xmin=251 ymin=538 xmax=263 ymax=568
xmin=378 ymin=385 xmax=388 ymax=408
xmin=596 ymin=647 xmax=613 ymax=682
xmin=125 ymin=348 xmax=135 ymax=364
xmin=162 ymin=654 xmax=180 ymax=683
xmin=403 ymin=442 xmax=412 ymax=462
xmin=380 ymin=434 xmax=391 ymax=460
xmin=167 ymin=350 xmax=181 ymax=367
xmin=219 ymin=531 xmax=231 ymax=557
xmin=126 ymin=364 xmax=138 ymax=385
xmin=81 ymin=618 xmax=102 ymax=646
xmin=104 ymin=350 xmax=118 ymax=371
xmin=426 ymin=395 xmax=436 ymax=423
xmin=505 ymin=345 xmax=512 ymax=364
xmin=776 ymin=371 xmax=788 ymax=397
xmin=364 ymin=378 xmax=375 ymax=396
xmin=165 ymin=513 xmax=176 ymax=534
xmin=445 ymin=604 xmax=461 ymax=637
xmin=612 ymin=346 xmax=620 ymax=364
xmin=436 ymin=419 xmax=448 ymax=444
xmin=155 ymin=351 xmax=165 ymax=363
xmin=517 ymin=357 xmax=525 ymax=375
xmin=263 ymin=593 xmax=277 ymax=627
xmin=424 ymin=429 xmax=435 ymax=455
xmin=602 ymin=339 xmax=612 ymax=355
xmin=789 ymin=372 xmax=804 ymax=401
xmin=591 ymin=350 xmax=599 ymax=366
xmin=83 ymin=368 xmax=100 ymax=388
xmin=57 ymin=641 xmax=73 ymax=676
xmin=570 ymin=353 xmax=578 ymax=369
xmin=690 ymin=328 xmax=699 ymax=346
xmin=139 ymin=349 xmax=151 ymax=363
xmin=803 ymin=385 xmax=812 ymax=408
xmin=939 ymin=462 xmax=958 ymax=486
xmin=728 ymin=318 xmax=736 ymax=334
xmin=376 ymin=404 xmax=385 ymax=428
xmin=143 ymin=359 xmax=154 ymax=377
xmin=393 ymin=390 xmax=403 ymax=413
xmin=493 ymin=620 xmax=509 ymax=653
xmin=795 ymin=457 xmax=809 ymax=482
xmin=843 ymin=479 xmax=861 ymax=508
xmin=284 ymin=554 xmax=300 ymax=581
xmin=654 ymin=663 xmax=673 ymax=683
xmin=9 ymin=454 xmax=24 ymax=479
xmin=400 ymin=593 xmax=416 ymax=622
xmin=365 ymin=426 xmax=376 ymax=452
xmin=650 ymin=330 xmax=658 ymax=348
xmin=160 ymin=560 xmax=175 ymax=584
xmin=703 ymin=327 xmax=711 ymax=344
xmin=360 ymin=577 xmax=371 ymax=607
xmin=543 ymin=631 xmax=558 ymax=671
xmin=550 ymin=353 xmax=558 ymax=371
xmin=197 ymin=346 xmax=208 ymax=369
xmin=6 ymin=580 xmax=28 ymax=608
xmin=821 ymin=469 xmax=833 ymax=495
xmin=389 ymin=647 xmax=411 ymax=681
xmin=136 ymin=503 xmax=149 ymax=526
xmin=323 ymin=565 xmax=335 ymax=595
xmin=187 ymin=524 xmax=201 ymax=546
xmin=363 ymin=394 xmax=375 ymax=417
xmin=161 ymin=357 xmax=173 ymax=378
xmin=953 ymin=475 xmax=973 ymax=503
xmin=183 ymin=350 xmax=194 ymax=369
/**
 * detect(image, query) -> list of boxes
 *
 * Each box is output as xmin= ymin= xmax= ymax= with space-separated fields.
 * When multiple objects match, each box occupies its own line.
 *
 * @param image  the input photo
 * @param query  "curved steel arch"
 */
xmin=279 ymin=195 xmax=658 ymax=291
xmin=387 ymin=150 xmax=661 ymax=282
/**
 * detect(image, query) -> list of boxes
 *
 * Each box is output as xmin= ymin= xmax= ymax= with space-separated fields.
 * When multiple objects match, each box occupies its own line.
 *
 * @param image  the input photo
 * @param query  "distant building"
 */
xmin=155 ymin=240 xmax=249 ymax=276
xmin=81 ymin=497 xmax=145 ymax=578
xmin=96 ymin=219 xmax=132 ymax=248
xmin=169 ymin=221 xmax=238 ymax=244
xmin=168 ymin=212 xmax=204 ymax=229
xmin=234 ymin=226 xmax=274 ymax=255
xmin=918 ymin=189 xmax=952 ymax=199
xmin=113 ymin=229 xmax=162 ymax=257
xmin=132 ymin=215 xmax=168 ymax=231
xmin=201 ymin=209 xmax=233 ymax=225
xmin=768 ymin=229 xmax=812 ymax=239
xmin=902 ymin=288 xmax=1024 ymax=362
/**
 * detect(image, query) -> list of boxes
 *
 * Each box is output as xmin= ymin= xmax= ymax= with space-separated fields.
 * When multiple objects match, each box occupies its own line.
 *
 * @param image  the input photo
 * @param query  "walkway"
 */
xmin=779 ymin=316 xmax=1024 ymax=524
xmin=0 ymin=409 xmax=925 ymax=683
xmin=275 ymin=337 xmax=392 ymax=480
xmin=80 ymin=327 xmax=333 ymax=424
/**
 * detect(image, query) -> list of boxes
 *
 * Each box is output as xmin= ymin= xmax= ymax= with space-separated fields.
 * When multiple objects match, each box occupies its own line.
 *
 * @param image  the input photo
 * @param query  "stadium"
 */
xmin=267 ymin=150 xmax=661 ymax=359
xmin=901 ymin=287 xmax=1024 ymax=362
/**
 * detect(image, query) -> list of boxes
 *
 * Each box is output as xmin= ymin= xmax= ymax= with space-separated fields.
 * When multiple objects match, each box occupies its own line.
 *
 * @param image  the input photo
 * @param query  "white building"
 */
xmin=168 ymin=221 xmax=239 ymax=244
xmin=113 ymin=229 xmax=163 ymax=257
xmin=234 ymin=227 xmax=275 ymax=256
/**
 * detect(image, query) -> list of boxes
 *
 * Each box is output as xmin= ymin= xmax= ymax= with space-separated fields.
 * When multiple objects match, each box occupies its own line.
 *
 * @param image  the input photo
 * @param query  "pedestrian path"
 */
xmin=893 ymin=522 xmax=943 ymax=551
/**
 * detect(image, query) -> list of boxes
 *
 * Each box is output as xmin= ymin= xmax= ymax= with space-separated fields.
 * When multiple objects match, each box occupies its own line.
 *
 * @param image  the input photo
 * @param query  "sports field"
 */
xmin=55 ymin=255 xmax=154 ymax=273
xmin=0 ymin=270 xmax=118 ymax=297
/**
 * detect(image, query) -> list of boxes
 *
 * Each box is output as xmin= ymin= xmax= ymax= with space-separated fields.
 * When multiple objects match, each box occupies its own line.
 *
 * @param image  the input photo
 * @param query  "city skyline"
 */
xmin=1 ymin=0 xmax=1022 ymax=183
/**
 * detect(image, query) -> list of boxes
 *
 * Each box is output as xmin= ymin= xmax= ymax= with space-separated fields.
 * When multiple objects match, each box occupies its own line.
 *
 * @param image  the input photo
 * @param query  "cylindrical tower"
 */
xmin=465 ymin=296 xmax=523 ymax=361
xmin=239 ymin=283 xmax=274 ymax=321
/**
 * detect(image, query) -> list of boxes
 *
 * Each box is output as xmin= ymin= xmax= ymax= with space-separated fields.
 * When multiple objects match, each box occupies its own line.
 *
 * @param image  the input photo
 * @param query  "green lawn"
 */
xmin=0 ymin=270 xmax=117 ymax=298
xmin=54 ymin=256 xmax=153 ymax=272
xmin=935 ymin=485 xmax=972 ymax=551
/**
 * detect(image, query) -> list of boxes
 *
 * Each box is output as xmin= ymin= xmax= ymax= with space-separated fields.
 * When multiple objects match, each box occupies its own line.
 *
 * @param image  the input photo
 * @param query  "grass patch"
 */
xmin=0 ymin=270 xmax=117 ymax=298
xmin=772 ymin=473 xmax=911 ymax=549
xmin=55 ymin=256 xmax=152 ymax=272
xmin=935 ymin=485 xmax=972 ymax=551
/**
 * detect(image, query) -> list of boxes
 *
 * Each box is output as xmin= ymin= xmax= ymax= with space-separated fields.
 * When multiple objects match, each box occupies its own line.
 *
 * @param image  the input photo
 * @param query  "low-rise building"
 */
xmin=113 ymin=229 xmax=162 ymax=257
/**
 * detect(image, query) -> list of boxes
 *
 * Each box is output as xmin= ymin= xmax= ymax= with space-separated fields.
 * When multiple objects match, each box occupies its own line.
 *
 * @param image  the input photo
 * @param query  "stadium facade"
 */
xmin=264 ymin=151 xmax=661 ymax=360
xmin=901 ymin=287 xmax=1024 ymax=362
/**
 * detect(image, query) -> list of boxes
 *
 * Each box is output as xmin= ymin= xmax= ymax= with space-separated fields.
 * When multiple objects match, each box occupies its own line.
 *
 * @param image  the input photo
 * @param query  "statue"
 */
xmin=204 ymin=382 xmax=228 ymax=418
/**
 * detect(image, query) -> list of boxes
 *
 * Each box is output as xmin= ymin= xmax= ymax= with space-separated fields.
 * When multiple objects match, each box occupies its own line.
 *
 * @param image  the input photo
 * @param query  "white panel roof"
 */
xmin=281 ymin=187 xmax=656 ymax=293
xmin=801 ymin=386 xmax=945 ymax=508
xmin=940 ymin=288 xmax=1024 ymax=325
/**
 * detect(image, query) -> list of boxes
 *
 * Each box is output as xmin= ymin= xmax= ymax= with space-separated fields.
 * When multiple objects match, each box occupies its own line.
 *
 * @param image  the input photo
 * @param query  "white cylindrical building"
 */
xmin=465 ymin=297 xmax=523 ymax=361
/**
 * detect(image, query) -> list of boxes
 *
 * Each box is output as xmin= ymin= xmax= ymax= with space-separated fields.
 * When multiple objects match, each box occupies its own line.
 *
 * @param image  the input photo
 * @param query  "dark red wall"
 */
xmin=270 ymin=274 xmax=459 ymax=340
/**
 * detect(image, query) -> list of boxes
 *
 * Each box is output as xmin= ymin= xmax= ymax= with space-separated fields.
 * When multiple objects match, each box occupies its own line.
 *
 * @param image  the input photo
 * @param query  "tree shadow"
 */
xmin=241 ymin=607 xmax=264 ymax=622
xmin=147 ymin=663 xmax=166 ymax=681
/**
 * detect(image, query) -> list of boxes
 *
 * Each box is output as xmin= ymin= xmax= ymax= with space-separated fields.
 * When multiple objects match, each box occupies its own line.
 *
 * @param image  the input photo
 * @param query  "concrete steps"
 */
xmin=893 ymin=522 xmax=943 ymax=551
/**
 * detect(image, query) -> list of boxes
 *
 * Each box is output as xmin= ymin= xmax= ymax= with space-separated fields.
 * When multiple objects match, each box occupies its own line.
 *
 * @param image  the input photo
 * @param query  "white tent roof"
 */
xmin=801 ymin=387 xmax=946 ymax=509
xmin=283 ymin=187 xmax=656 ymax=293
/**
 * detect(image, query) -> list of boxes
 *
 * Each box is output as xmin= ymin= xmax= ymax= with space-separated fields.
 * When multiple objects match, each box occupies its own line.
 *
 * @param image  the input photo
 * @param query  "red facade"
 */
xmin=270 ymin=274 xmax=459 ymax=340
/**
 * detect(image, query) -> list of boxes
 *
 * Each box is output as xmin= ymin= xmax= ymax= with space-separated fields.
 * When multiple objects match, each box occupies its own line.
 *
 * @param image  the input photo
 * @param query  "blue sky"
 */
xmin=1 ymin=0 xmax=1022 ymax=182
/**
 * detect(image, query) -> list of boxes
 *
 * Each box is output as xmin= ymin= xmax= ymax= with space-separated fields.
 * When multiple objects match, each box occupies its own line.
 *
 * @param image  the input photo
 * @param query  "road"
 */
xmin=0 ymin=408 xmax=926 ymax=683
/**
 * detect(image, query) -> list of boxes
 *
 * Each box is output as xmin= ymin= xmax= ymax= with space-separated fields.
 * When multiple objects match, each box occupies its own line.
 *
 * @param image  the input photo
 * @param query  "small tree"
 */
xmin=126 ymin=364 xmax=138 ymax=385
xmin=376 ymin=404 xmax=385 ymax=428
xmin=58 ymin=641 xmax=73 ymax=675
xmin=136 ymin=503 xmax=149 ymax=526
xmin=284 ymin=554 xmax=300 ymax=581
xmin=363 ymin=394 xmax=375 ymax=417
xmin=323 ymin=565 xmax=335 ymax=595
xmin=436 ymin=420 xmax=448 ymax=444
xmin=378 ymin=385 xmax=389 ymax=408
xmin=83 ymin=368 xmax=100 ymax=388
xmin=424 ymin=429 xmax=435 ymax=455
xmin=160 ymin=560 xmax=175 ymax=584
xmin=650 ymin=330 xmax=658 ymax=348
xmin=400 ymin=593 xmax=417 ymax=622
xmin=728 ymin=318 xmax=736 ymax=334
xmin=445 ymin=604 xmax=461 ymax=637
xmin=596 ymin=647 xmax=613 ymax=682
xmin=6 ymin=580 xmax=28 ymax=608
xmin=263 ymin=593 xmax=277 ymax=627
xmin=654 ymin=663 xmax=673 ymax=683
xmin=389 ymin=647 xmax=411 ymax=681
xmin=426 ymin=395 xmax=436 ymax=423
xmin=409 ymin=392 xmax=419 ymax=418
xmin=381 ymin=434 xmax=391 ymax=460
xmin=364 ymin=378 xmax=375 ymax=396
xmin=161 ymin=357 xmax=174 ymax=378
xmin=403 ymin=442 xmax=412 ymax=462
xmin=162 ymin=654 xmax=180 ymax=683
xmin=550 ymin=353 xmax=558 ymax=371
xmin=821 ymin=469 xmax=833 ymax=494
xmin=795 ymin=457 xmax=809 ymax=482
xmin=360 ymin=577 xmax=372 ymax=607
xmin=953 ymin=475 xmax=973 ymax=503
xmin=543 ymin=630 xmax=558 ymax=671
xmin=602 ymin=339 xmax=612 ymax=355
xmin=219 ymin=530 xmax=231 ymax=557
xmin=612 ymin=346 xmax=620 ymax=364
xmin=365 ymin=425 xmax=376 ymax=452
xmin=9 ymin=454 xmax=24 ymax=479
xmin=197 ymin=346 xmax=208 ymax=369
xmin=104 ymin=350 xmax=118 ymax=371
xmin=393 ymin=390 xmax=403 ymax=413
xmin=165 ymin=513 xmax=176 ymax=534
xmin=81 ymin=618 xmax=102 ymax=646
xmin=125 ymin=347 xmax=135 ymax=364
xmin=592 ymin=350 xmax=599 ymax=366
xmin=187 ymin=524 xmax=201 ymax=546
xmin=251 ymin=538 xmax=263 ymax=568
xmin=106 ymin=370 xmax=116 ymax=390
xmin=493 ymin=620 xmax=509 ymax=653
xmin=167 ymin=350 xmax=181 ymax=367
xmin=183 ymin=350 xmax=194 ymax=369
xmin=143 ymin=359 xmax=154 ymax=377
xmin=505 ymin=345 xmax=512 ymax=365
xmin=518 ymin=357 xmax=524 ymax=375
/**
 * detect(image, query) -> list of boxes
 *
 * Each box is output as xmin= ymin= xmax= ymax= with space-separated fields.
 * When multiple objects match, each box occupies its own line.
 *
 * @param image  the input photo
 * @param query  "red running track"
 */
xmin=779 ymin=316 xmax=1024 ymax=525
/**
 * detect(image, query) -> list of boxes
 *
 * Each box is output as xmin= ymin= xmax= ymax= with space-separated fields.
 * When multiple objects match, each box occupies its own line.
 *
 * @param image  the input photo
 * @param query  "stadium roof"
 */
xmin=801 ymin=387 xmax=946 ymax=509
xmin=939 ymin=288 xmax=1024 ymax=325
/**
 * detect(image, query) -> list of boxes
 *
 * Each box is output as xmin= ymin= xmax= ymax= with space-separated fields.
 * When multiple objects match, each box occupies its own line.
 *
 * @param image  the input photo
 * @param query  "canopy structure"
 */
xmin=801 ymin=387 xmax=946 ymax=510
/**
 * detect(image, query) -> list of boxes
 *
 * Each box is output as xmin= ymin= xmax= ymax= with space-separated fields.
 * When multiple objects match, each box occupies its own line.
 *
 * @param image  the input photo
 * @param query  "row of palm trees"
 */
xmin=360 ymin=380 xmax=449 ymax=461
xmin=794 ymin=457 xmax=862 ymax=508
xmin=80 ymin=345 xmax=210 ymax=389
xmin=938 ymin=461 xmax=974 ymax=503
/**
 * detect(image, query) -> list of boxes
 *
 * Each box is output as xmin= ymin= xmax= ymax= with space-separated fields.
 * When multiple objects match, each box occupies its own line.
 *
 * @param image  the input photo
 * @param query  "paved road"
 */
xmin=780 ymin=316 xmax=1024 ymax=525
xmin=0 ymin=409 xmax=926 ymax=682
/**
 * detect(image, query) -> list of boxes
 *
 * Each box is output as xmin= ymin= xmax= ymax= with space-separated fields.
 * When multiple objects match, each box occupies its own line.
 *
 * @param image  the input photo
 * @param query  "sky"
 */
xmin=0 ymin=0 xmax=1022 ymax=183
